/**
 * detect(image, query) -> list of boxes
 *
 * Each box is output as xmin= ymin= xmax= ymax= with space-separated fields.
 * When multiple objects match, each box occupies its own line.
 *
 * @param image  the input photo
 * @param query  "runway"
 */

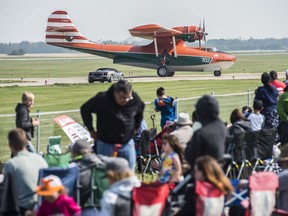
xmin=0 ymin=72 xmax=273 ymax=87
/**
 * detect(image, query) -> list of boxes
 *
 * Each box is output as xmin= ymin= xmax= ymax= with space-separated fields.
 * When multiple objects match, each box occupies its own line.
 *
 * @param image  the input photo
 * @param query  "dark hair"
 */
xmin=261 ymin=72 xmax=274 ymax=93
xmin=253 ymin=99 xmax=263 ymax=111
xmin=192 ymin=110 xmax=198 ymax=122
xmin=156 ymin=87 xmax=165 ymax=96
xmin=230 ymin=108 xmax=246 ymax=124
xmin=114 ymin=80 xmax=132 ymax=94
xmin=242 ymin=105 xmax=252 ymax=113
xmin=269 ymin=70 xmax=278 ymax=81
xmin=162 ymin=133 xmax=183 ymax=163
xmin=8 ymin=128 xmax=27 ymax=151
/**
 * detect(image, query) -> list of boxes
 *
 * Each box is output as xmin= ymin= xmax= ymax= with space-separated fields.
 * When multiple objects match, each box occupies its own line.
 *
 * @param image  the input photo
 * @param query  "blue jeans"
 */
xmin=95 ymin=139 xmax=136 ymax=171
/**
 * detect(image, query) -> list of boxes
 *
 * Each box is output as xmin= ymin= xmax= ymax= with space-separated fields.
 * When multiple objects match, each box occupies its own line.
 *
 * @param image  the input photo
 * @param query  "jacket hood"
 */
xmin=109 ymin=176 xmax=141 ymax=199
xmin=15 ymin=103 xmax=27 ymax=112
xmin=196 ymin=95 xmax=219 ymax=125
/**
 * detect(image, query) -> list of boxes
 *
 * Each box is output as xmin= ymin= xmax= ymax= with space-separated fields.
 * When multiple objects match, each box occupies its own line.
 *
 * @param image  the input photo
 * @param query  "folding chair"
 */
xmin=195 ymin=180 xmax=225 ymax=216
xmin=38 ymin=164 xmax=79 ymax=201
xmin=83 ymin=163 xmax=110 ymax=208
xmin=43 ymin=151 xmax=71 ymax=168
xmin=132 ymin=182 xmax=170 ymax=216
xmin=47 ymin=136 xmax=62 ymax=154
xmin=247 ymin=171 xmax=279 ymax=216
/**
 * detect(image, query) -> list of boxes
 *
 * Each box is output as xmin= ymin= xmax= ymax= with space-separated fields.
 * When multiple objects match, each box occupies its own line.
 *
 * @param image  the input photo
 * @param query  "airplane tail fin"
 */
xmin=45 ymin=11 xmax=91 ymax=45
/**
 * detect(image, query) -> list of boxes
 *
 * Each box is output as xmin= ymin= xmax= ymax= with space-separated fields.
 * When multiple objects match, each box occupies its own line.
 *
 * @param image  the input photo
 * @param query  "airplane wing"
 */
xmin=129 ymin=24 xmax=182 ymax=39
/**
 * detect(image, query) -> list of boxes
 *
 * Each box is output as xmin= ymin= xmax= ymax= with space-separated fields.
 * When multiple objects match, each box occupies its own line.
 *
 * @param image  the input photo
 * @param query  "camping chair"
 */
xmin=47 ymin=136 xmax=62 ymax=154
xmin=132 ymin=182 xmax=170 ymax=216
xmin=82 ymin=163 xmax=110 ymax=208
xmin=246 ymin=171 xmax=279 ymax=216
xmin=230 ymin=132 xmax=251 ymax=180
xmin=195 ymin=180 xmax=226 ymax=216
xmin=38 ymin=164 xmax=79 ymax=202
xmin=43 ymin=151 xmax=71 ymax=168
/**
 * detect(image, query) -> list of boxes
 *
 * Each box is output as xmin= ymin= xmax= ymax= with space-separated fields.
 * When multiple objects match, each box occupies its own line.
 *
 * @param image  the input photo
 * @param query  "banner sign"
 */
xmin=54 ymin=115 xmax=93 ymax=143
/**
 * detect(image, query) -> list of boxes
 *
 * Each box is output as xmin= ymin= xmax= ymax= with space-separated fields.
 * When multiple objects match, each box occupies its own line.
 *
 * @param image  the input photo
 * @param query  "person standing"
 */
xmin=185 ymin=95 xmax=228 ymax=169
xmin=277 ymin=86 xmax=288 ymax=145
xmin=255 ymin=72 xmax=279 ymax=131
xmin=270 ymin=70 xmax=286 ymax=95
xmin=248 ymin=99 xmax=265 ymax=131
xmin=15 ymin=92 xmax=39 ymax=153
xmin=4 ymin=128 xmax=48 ymax=215
xmin=80 ymin=80 xmax=145 ymax=170
xmin=154 ymin=87 xmax=176 ymax=128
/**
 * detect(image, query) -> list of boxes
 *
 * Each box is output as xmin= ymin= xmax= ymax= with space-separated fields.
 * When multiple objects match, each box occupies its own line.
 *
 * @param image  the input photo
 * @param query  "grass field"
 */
xmin=0 ymin=51 xmax=287 ymax=162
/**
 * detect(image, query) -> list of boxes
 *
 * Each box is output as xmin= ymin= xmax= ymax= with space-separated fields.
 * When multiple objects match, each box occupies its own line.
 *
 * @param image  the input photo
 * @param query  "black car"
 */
xmin=88 ymin=68 xmax=124 ymax=83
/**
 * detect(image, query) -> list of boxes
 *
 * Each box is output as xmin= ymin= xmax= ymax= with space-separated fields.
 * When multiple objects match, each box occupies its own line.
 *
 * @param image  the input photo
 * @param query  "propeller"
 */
xmin=197 ymin=18 xmax=208 ymax=47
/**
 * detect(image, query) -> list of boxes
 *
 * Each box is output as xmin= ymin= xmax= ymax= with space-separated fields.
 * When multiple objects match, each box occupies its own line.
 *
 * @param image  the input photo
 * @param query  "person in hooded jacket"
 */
xmin=15 ymin=92 xmax=39 ymax=153
xmin=98 ymin=157 xmax=140 ymax=216
xmin=80 ymin=80 xmax=145 ymax=170
xmin=185 ymin=95 xmax=228 ymax=169
xmin=228 ymin=108 xmax=252 ymax=135
xmin=70 ymin=139 xmax=109 ymax=215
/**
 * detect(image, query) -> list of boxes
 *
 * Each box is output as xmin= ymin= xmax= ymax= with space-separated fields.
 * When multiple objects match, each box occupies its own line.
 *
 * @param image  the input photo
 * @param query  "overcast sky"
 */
xmin=0 ymin=0 xmax=287 ymax=43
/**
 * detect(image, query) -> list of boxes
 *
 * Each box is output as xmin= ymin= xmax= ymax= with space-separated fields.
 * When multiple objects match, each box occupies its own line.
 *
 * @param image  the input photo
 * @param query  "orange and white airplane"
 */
xmin=46 ymin=10 xmax=236 ymax=77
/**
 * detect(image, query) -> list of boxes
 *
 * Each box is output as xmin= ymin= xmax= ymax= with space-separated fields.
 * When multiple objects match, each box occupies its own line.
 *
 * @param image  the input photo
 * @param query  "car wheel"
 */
xmin=108 ymin=76 xmax=114 ymax=83
xmin=88 ymin=80 xmax=93 ymax=83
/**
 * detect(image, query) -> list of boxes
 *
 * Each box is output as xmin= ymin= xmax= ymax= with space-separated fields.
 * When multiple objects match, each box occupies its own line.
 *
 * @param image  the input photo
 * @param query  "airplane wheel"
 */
xmin=167 ymin=71 xmax=175 ymax=77
xmin=214 ymin=70 xmax=221 ymax=77
xmin=157 ymin=66 xmax=169 ymax=77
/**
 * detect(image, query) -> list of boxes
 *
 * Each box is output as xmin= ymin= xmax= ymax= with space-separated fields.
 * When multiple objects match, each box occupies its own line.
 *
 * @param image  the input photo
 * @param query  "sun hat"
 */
xmin=175 ymin=112 xmax=192 ymax=125
xmin=106 ymin=157 xmax=130 ymax=173
xmin=35 ymin=175 xmax=64 ymax=196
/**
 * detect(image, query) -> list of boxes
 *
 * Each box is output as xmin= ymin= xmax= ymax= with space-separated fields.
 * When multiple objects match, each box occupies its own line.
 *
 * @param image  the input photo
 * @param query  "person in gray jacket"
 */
xmin=4 ymin=128 xmax=48 ymax=215
xmin=99 ymin=157 xmax=140 ymax=216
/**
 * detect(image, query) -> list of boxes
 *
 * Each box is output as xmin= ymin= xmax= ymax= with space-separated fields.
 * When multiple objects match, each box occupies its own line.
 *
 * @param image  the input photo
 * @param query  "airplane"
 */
xmin=45 ymin=10 xmax=236 ymax=77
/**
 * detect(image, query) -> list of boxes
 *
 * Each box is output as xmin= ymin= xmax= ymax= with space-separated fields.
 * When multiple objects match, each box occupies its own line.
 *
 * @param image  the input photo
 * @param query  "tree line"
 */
xmin=1 ymin=38 xmax=287 ymax=55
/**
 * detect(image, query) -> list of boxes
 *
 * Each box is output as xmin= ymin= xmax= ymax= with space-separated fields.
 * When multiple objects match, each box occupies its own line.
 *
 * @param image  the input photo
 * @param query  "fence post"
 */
xmin=36 ymin=110 xmax=40 ymax=154
xmin=247 ymin=90 xmax=251 ymax=107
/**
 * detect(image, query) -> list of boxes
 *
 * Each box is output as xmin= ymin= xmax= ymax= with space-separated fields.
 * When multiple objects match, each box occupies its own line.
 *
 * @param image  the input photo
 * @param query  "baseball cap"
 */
xmin=35 ymin=175 xmax=64 ymax=196
xmin=106 ymin=157 xmax=130 ymax=173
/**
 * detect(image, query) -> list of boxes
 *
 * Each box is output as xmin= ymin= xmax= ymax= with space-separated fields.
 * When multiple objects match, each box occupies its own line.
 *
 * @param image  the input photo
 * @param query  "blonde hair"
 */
xmin=22 ymin=92 xmax=35 ymax=102
xmin=106 ymin=169 xmax=133 ymax=182
xmin=195 ymin=155 xmax=233 ymax=194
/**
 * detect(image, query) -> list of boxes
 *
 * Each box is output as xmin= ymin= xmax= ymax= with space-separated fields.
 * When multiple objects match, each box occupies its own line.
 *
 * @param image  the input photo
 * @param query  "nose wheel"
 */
xmin=214 ymin=70 xmax=221 ymax=77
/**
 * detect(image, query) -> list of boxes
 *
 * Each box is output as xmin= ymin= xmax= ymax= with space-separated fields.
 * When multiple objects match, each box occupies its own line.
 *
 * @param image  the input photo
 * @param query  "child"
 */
xmin=35 ymin=175 xmax=81 ymax=216
xmin=177 ymin=155 xmax=233 ymax=216
xmin=154 ymin=133 xmax=183 ymax=183
xmin=247 ymin=99 xmax=265 ymax=131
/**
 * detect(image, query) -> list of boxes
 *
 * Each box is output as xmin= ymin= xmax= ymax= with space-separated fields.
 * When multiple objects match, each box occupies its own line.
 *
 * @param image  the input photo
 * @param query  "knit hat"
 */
xmin=106 ymin=157 xmax=130 ymax=173
xmin=175 ymin=112 xmax=192 ymax=125
xmin=71 ymin=139 xmax=91 ymax=154
xmin=35 ymin=175 xmax=64 ymax=196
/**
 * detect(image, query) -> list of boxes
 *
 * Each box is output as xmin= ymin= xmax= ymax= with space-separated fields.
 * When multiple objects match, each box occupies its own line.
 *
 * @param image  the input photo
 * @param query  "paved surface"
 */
xmin=0 ymin=72 xmax=275 ymax=87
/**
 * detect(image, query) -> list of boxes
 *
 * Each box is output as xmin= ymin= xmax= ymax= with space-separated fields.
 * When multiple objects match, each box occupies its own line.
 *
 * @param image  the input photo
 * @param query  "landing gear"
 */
xmin=167 ymin=71 xmax=175 ymax=77
xmin=214 ymin=70 xmax=221 ymax=77
xmin=157 ymin=66 xmax=169 ymax=77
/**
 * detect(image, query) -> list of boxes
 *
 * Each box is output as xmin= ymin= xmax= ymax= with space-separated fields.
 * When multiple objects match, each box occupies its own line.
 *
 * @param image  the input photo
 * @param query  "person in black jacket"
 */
xmin=229 ymin=108 xmax=252 ymax=135
xmin=80 ymin=80 xmax=145 ymax=170
xmin=185 ymin=95 xmax=228 ymax=169
xmin=15 ymin=92 xmax=39 ymax=153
